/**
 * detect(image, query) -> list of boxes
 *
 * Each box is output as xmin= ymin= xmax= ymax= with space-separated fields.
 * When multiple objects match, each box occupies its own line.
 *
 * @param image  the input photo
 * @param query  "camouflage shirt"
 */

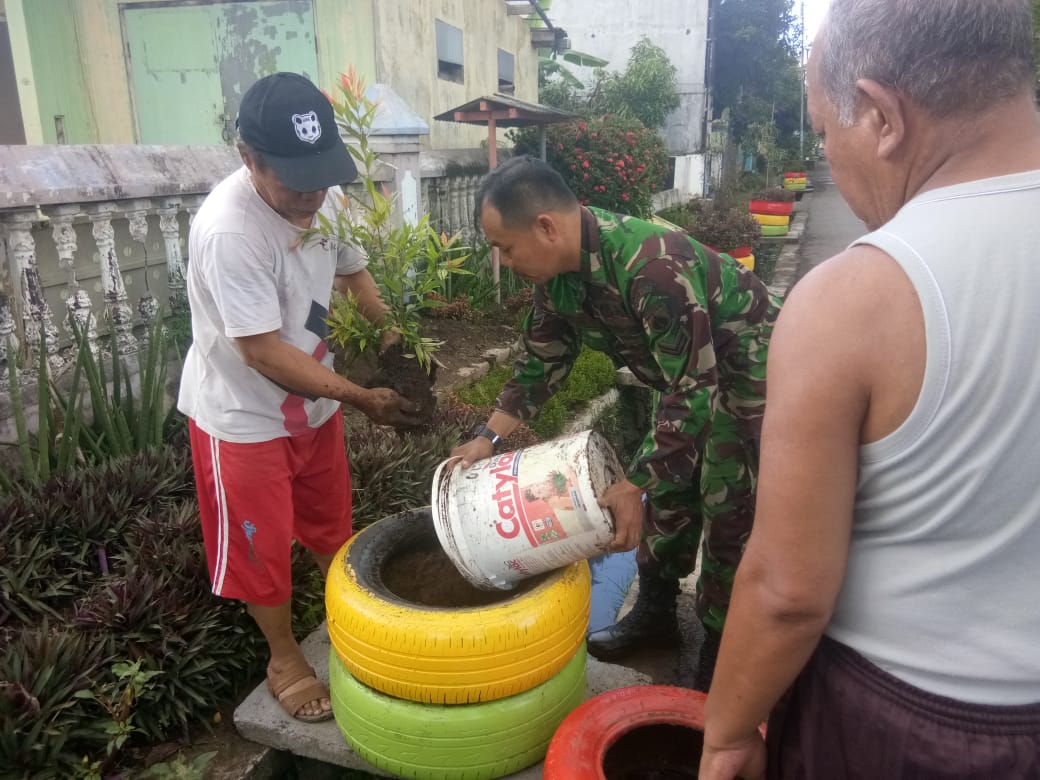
xmin=497 ymin=207 xmax=780 ymax=492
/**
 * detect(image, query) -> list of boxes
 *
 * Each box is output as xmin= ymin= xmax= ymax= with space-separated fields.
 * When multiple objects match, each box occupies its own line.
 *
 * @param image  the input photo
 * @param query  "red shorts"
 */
xmin=188 ymin=414 xmax=352 ymax=606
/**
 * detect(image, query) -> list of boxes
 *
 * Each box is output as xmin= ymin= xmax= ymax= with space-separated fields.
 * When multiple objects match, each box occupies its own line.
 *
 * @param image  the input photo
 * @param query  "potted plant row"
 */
xmin=783 ymin=170 xmax=808 ymax=192
xmin=688 ymin=204 xmax=762 ymax=271
xmin=748 ymin=186 xmax=795 ymax=237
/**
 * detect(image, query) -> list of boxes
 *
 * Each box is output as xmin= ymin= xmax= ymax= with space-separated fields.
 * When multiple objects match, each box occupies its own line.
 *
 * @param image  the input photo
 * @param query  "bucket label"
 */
xmin=435 ymin=430 xmax=620 ymax=589
xmin=484 ymin=450 xmax=595 ymax=548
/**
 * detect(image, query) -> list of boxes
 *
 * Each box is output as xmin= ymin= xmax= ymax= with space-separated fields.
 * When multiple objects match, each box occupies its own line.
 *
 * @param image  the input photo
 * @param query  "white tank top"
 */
xmin=826 ymin=170 xmax=1040 ymax=705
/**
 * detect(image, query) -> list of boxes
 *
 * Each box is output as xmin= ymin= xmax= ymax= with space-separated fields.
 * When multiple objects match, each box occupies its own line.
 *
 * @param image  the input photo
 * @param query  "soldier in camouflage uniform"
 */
xmin=451 ymin=156 xmax=780 ymax=690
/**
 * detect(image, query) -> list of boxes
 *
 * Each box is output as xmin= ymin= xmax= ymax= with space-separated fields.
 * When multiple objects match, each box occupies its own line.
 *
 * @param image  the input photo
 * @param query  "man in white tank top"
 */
xmin=701 ymin=1 xmax=1040 ymax=778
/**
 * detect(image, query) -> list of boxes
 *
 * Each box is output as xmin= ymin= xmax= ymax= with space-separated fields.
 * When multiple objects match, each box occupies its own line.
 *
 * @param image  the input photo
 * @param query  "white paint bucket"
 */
xmin=431 ymin=430 xmax=625 ymax=590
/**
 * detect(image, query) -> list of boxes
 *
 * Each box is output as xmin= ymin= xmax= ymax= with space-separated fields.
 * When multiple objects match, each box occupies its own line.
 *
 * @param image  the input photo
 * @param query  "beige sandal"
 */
xmin=267 ymin=661 xmax=333 ymax=723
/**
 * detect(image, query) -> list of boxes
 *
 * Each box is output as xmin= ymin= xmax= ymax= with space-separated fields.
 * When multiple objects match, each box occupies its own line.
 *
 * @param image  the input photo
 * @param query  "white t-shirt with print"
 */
xmin=177 ymin=166 xmax=366 ymax=443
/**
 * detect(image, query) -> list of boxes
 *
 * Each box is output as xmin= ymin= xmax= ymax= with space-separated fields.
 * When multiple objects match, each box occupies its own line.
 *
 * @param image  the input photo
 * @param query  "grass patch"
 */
xmin=454 ymin=348 xmax=617 ymax=440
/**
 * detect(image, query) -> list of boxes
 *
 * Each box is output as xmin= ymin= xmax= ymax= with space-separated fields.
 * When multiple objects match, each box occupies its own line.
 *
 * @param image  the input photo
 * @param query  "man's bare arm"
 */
xmin=699 ymin=245 xmax=924 ymax=779
xmin=234 ymin=330 xmax=419 ymax=426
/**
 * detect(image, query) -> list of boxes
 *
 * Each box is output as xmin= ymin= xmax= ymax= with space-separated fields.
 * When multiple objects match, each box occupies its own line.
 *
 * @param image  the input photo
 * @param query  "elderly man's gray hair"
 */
xmin=819 ymin=0 xmax=1035 ymax=125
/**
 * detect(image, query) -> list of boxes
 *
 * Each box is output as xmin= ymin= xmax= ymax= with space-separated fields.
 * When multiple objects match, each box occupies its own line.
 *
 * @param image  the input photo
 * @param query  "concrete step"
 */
xmin=233 ymin=623 xmax=651 ymax=779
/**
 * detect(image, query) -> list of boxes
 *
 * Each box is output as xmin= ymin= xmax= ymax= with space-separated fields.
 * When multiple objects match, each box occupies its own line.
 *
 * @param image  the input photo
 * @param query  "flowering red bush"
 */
xmin=542 ymin=115 xmax=669 ymax=218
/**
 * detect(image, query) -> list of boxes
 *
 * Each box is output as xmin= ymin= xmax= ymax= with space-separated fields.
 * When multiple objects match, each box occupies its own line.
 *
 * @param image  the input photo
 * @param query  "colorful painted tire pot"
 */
xmin=543 ymin=685 xmax=708 ymax=780
xmin=330 ymin=645 xmax=589 ymax=780
xmin=325 ymin=508 xmax=591 ymax=704
xmin=748 ymin=199 xmax=794 ymax=217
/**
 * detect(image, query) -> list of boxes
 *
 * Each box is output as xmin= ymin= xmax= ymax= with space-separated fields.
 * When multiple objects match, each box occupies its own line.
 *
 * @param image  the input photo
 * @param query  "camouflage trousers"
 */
xmin=637 ymin=395 xmax=758 ymax=633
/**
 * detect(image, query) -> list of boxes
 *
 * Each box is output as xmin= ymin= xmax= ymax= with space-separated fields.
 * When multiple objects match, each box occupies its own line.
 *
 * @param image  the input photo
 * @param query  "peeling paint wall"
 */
xmin=11 ymin=0 xmax=535 ymax=150
xmin=122 ymin=1 xmax=321 ymax=144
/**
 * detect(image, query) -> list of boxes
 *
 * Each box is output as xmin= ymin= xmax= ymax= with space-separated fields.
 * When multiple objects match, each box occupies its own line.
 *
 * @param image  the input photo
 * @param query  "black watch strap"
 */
xmin=472 ymin=424 xmax=501 ymax=447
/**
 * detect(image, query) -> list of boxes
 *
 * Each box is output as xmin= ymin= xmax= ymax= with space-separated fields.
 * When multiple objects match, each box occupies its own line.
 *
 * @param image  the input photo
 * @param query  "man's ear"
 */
xmin=534 ymin=212 xmax=560 ymax=240
xmin=856 ymin=78 xmax=905 ymax=159
xmin=239 ymin=145 xmax=256 ymax=171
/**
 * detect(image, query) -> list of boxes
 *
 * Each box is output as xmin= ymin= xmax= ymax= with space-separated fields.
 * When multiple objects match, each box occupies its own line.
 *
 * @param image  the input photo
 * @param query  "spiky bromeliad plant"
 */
xmin=310 ymin=68 xmax=472 ymax=400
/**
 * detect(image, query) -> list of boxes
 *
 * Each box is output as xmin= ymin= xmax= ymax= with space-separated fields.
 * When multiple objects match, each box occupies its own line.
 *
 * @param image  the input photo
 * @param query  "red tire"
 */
xmin=748 ymin=199 xmax=794 ymax=217
xmin=784 ymin=171 xmax=806 ymax=178
xmin=542 ymin=685 xmax=707 ymax=779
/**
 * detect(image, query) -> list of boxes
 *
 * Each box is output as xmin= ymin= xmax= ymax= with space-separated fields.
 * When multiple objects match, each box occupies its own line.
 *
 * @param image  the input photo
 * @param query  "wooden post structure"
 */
xmin=433 ymin=96 xmax=575 ymax=306
xmin=487 ymin=113 xmax=500 ymax=301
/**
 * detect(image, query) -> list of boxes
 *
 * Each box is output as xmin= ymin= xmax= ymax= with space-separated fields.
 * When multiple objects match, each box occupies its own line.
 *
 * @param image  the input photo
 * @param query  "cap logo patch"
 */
xmin=292 ymin=111 xmax=322 ymax=144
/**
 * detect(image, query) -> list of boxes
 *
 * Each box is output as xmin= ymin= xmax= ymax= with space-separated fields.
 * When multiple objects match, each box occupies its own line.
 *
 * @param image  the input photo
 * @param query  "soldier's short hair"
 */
xmin=476 ymin=155 xmax=579 ymax=229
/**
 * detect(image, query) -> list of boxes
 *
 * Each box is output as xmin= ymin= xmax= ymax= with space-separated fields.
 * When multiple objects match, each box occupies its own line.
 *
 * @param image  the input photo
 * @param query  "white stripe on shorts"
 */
xmin=210 ymin=435 xmax=230 ymax=595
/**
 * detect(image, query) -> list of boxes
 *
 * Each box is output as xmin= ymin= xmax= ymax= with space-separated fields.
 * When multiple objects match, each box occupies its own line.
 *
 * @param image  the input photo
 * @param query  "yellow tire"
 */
xmin=326 ymin=508 xmax=591 ymax=704
xmin=732 ymin=253 xmax=755 ymax=271
xmin=750 ymin=213 xmax=790 ymax=227
xmin=783 ymin=176 xmax=807 ymax=186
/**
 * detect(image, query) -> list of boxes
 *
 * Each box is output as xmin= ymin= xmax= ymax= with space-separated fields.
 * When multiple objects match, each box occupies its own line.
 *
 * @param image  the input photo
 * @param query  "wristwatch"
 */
xmin=470 ymin=424 xmax=501 ymax=449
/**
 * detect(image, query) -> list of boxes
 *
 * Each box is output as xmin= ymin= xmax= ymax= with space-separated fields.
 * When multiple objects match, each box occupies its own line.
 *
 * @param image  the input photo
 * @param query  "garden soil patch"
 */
xmin=372 ymin=342 xmax=438 ymax=420
xmin=421 ymin=315 xmax=521 ymax=389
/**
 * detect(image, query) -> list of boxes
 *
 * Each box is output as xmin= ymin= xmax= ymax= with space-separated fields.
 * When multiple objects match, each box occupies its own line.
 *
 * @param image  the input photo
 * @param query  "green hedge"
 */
xmin=454 ymin=348 xmax=617 ymax=440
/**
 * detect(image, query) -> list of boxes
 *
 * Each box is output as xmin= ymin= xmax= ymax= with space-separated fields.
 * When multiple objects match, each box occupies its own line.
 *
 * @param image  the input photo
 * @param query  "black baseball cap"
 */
xmin=237 ymin=72 xmax=358 ymax=192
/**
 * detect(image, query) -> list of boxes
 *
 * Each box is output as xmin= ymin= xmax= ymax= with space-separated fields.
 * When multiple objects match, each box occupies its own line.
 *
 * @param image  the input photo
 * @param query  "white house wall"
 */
xmin=547 ymin=0 xmax=711 ymax=155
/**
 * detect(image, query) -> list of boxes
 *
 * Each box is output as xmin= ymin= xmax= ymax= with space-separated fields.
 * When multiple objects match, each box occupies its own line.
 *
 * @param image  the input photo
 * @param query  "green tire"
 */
xmin=760 ymin=224 xmax=790 ymax=237
xmin=329 ymin=645 xmax=588 ymax=780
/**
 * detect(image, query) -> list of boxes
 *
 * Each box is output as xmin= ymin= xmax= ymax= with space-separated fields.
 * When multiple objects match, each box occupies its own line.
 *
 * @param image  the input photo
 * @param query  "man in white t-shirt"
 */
xmin=177 ymin=72 xmax=419 ymax=723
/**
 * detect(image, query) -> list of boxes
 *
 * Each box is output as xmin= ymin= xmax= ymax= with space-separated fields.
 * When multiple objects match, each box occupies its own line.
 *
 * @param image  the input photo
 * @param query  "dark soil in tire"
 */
xmin=382 ymin=544 xmax=505 ymax=608
xmin=602 ymin=724 xmax=703 ymax=779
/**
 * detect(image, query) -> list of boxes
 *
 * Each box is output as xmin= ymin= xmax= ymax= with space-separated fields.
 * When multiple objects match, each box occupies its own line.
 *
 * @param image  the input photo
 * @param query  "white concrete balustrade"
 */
xmin=0 ymin=143 xmax=496 ymax=445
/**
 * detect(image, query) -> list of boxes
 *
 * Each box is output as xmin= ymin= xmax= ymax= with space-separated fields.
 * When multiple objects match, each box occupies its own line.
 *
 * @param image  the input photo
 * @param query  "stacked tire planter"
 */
xmin=748 ymin=196 xmax=793 ymax=238
xmin=783 ymin=170 xmax=808 ymax=193
xmin=325 ymin=508 xmax=591 ymax=779
xmin=705 ymin=244 xmax=755 ymax=271
xmin=724 ymin=244 xmax=756 ymax=271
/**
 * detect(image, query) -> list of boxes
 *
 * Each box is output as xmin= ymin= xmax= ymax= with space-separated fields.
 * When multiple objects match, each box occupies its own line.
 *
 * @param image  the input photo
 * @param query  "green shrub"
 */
xmin=0 ymin=447 xmax=326 ymax=776
xmin=751 ymin=186 xmax=796 ymax=202
xmin=688 ymin=204 xmax=762 ymax=252
xmin=346 ymin=411 xmax=475 ymax=529
xmin=1 ymin=316 xmax=176 ymax=494
xmin=454 ymin=348 xmax=617 ymax=440
xmin=594 ymin=38 xmax=680 ymax=130
xmin=655 ymin=199 xmax=705 ymax=230
xmin=513 ymin=115 xmax=668 ymax=218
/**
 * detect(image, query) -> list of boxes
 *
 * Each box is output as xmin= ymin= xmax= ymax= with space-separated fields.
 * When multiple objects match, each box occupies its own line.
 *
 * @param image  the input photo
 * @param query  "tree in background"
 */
xmin=516 ymin=34 xmax=677 ymax=217
xmin=537 ymin=36 xmax=680 ymax=132
xmin=711 ymin=0 xmax=803 ymax=149
xmin=592 ymin=37 xmax=680 ymax=129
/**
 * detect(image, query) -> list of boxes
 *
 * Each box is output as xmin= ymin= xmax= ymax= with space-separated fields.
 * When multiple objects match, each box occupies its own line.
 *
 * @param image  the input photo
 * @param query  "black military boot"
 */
xmin=586 ymin=574 xmax=681 ymax=661
xmin=693 ymin=623 xmax=722 ymax=692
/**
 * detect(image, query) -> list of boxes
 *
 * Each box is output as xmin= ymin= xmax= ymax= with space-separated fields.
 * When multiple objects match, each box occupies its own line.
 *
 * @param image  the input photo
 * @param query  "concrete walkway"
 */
xmin=795 ymin=161 xmax=868 ymax=277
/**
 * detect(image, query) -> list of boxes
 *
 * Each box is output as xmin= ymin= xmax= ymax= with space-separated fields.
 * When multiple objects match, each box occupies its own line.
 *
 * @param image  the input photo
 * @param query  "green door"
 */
xmin=124 ymin=1 xmax=319 ymax=145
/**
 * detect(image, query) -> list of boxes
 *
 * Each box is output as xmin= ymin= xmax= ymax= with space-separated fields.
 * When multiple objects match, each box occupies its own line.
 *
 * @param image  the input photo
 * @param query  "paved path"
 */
xmin=797 ymin=161 xmax=868 ymax=279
